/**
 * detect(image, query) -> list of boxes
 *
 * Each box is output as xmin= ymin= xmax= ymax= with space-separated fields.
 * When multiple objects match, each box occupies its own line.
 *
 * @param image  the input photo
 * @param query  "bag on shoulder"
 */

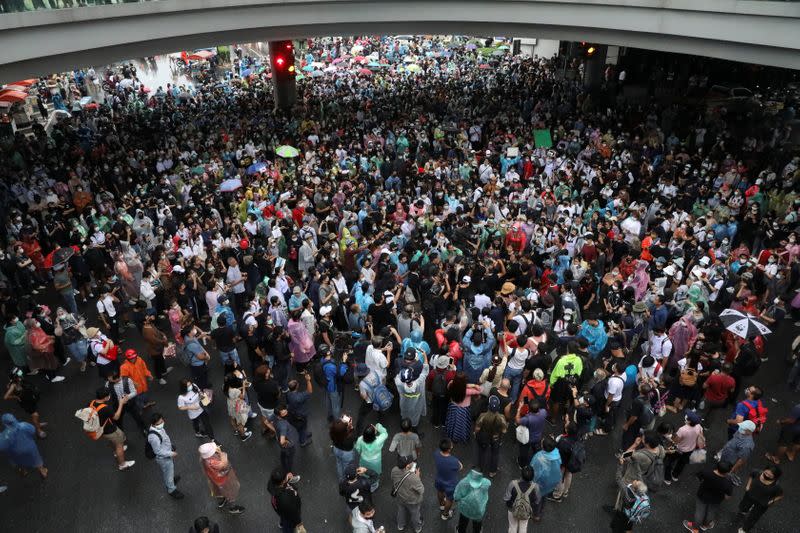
xmin=431 ymin=370 xmax=448 ymax=398
xmin=566 ymin=439 xmax=587 ymax=473
xmin=144 ymin=430 xmax=161 ymax=459
xmin=516 ymin=424 xmax=530 ymax=444
xmin=625 ymin=492 xmax=651 ymax=524
xmin=638 ymin=397 xmax=655 ymax=428
xmin=313 ymin=360 xmax=331 ymax=388
xmin=511 ymin=480 xmax=535 ymax=520
xmin=642 ymin=449 xmax=665 ymax=491
xmin=75 ymin=400 xmax=108 ymax=440
xmin=745 ymin=399 xmax=768 ymax=433
xmin=371 ymin=382 xmax=394 ymax=412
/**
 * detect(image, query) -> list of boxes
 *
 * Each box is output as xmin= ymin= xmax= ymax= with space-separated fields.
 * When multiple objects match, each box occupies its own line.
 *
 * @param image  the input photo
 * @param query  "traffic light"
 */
xmin=270 ymin=40 xmax=296 ymax=80
xmin=579 ymin=41 xmax=597 ymax=58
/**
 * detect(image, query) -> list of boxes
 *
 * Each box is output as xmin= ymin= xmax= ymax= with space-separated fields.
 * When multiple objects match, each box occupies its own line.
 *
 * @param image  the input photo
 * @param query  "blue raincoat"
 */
xmin=0 ymin=414 xmax=43 ymax=469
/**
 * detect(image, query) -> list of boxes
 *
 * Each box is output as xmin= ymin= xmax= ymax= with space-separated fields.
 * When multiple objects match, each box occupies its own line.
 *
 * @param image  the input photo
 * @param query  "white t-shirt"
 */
xmin=649 ymin=334 xmax=673 ymax=361
xmin=177 ymin=390 xmax=203 ymax=420
xmin=606 ymin=374 xmax=626 ymax=402
xmin=365 ymin=345 xmax=389 ymax=381
xmin=96 ymin=295 xmax=117 ymax=317
xmin=506 ymin=346 xmax=529 ymax=371
xmin=226 ymin=265 xmax=245 ymax=294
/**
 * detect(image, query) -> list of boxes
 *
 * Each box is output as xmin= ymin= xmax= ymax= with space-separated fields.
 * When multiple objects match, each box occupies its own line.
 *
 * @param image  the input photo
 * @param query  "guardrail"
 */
xmin=1 ymin=0 xmax=159 ymax=14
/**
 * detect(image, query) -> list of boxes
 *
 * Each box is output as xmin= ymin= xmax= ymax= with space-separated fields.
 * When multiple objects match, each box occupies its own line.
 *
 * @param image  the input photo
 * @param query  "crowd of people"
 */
xmin=1 ymin=34 xmax=799 ymax=533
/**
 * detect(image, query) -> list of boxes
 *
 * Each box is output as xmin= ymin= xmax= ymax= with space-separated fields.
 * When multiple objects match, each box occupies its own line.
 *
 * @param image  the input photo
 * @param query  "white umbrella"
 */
xmin=719 ymin=308 xmax=772 ymax=339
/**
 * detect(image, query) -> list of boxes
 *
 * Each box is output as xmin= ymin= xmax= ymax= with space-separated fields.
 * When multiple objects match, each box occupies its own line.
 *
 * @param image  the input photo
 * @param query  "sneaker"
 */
xmin=159 ymin=378 xmax=167 ymax=385
xmin=547 ymin=495 xmax=563 ymax=502
xmin=441 ymin=509 xmax=453 ymax=521
xmin=27 ymin=370 xmax=39 ymax=376
xmin=227 ymin=505 xmax=245 ymax=514
xmin=248 ymin=411 xmax=258 ymax=419
xmin=169 ymin=490 xmax=185 ymax=500
xmin=123 ymin=445 xmax=128 ymax=452
xmin=738 ymin=529 xmax=746 ymax=533
xmin=37 ymin=431 xmax=47 ymax=439
xmin=683 ymin=520 xmax=699 ymax=532
xmin=49 ymin=376 xmax=66 ymax=383
xmin=217 ymin=498 xmax=228 ymax=509
xmin=671 ymin=475 xmax=680 ymax=482
xmin=63 ymin=357 xmax=72 ymax=366
xmin=118 ymin=460 xmax=135 ymax=471
xmin=288 ymin=475 xmax=301 ymax=484
xmin=439 ymin=505 xmax=445 ymax=512
xmin=0 ymin=485 xmax=7 ymax=493
xmin=195 ymin=432 xmax=207 ymax=438
xmin=164 ymin=367 xmax=174 ymax=375
xmin=240 ymin=431 xmax=253 ymax=442
xmin=663 ymin=479 xmax=672 ymax=486
xmin=594 ymin=429 xmax=608 ymax=436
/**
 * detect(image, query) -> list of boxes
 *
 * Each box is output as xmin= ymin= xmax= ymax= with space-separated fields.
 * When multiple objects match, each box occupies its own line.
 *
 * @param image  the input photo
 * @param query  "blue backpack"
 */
xmin=362 ymin=372 xmax=394 ymax=412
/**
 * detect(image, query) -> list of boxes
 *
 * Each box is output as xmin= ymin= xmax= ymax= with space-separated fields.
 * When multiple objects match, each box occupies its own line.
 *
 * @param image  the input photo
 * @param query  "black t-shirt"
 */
xmin=338 ymin=476 xmax=373 ymax=509
xmin=95 ymin=401 xmax=118 ymax=434
xmin=211 ymin=326 xmax=237 ymax=352
xmin=695 ymin=467 xmax=733 ymax=504
xmin=626 ymin=397 xmax=646 ymax=428
xmin=745 ymin=471 xmax=783 ymax=507
xmin=489 ymin=387 xmax=512 ymax=416
xmin=254 ymin=378 xmax=281 ymax=409
xmin=368 ymin=302 xmax=394 ymax=332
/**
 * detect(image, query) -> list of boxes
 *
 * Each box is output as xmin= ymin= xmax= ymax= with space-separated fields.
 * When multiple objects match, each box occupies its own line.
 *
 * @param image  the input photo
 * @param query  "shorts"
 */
xmin=19 ymin=399 xmax=38 ymax=415
xmin=435 ymin=482 xmax=455 ymax=499
xmin=258 ymin=404 xmax=275 ymax=421
xmin=777 ymin=425 xmax=800 ymax=445
xmin=102 ymin=428 xmax=125 ymax=446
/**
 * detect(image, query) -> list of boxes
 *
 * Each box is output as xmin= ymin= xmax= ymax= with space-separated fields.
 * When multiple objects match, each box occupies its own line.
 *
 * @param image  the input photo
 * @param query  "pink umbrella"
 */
xmin=358 ymin=68 xmax=373 ymax=76
xmin=332 ymin=58 xmax=344 ymax=64
xmin=0 ymin=90 xmax=28 ymax=103
xmin=478 ymin=64 xmax=491 ymax=69
xmin=353 ymin=56 xmax=367 ymax=63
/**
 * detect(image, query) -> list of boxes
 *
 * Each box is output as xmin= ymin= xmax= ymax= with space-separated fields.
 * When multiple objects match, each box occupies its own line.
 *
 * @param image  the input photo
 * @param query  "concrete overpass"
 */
xmin=1 ymin=0 xmax=799 ymax=82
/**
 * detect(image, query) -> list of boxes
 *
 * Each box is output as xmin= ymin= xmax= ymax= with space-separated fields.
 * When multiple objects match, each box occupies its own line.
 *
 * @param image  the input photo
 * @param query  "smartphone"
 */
xmin=622 ymin=450 xmax=634 ymax=459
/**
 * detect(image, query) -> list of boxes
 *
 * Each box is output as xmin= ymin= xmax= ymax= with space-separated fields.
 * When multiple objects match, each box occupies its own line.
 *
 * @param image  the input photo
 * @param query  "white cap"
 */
xmin=462 ymin=275 xmax=471 ymax=283
xmin=198 ymin=442 xmax=217 ymax=459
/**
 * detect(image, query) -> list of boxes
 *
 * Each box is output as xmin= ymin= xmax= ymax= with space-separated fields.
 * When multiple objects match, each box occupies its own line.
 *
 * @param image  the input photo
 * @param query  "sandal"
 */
xmin=765 ymin=453 xmax=780 ymax=465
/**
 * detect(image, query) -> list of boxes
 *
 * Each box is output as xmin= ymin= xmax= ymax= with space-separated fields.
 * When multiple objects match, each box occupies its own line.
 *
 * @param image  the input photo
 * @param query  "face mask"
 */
xmin=155 ymin=422 xmax=165 ymax=429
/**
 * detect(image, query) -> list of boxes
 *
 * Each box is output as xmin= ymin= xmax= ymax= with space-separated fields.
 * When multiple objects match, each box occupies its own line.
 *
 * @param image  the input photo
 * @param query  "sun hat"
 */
xmin=198 ymin=442 xmax=217 ymax=459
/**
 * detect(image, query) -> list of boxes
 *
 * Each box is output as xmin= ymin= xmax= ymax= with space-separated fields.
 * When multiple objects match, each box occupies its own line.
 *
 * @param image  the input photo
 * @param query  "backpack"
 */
xmin=74 ymin=400 xmax=108 ymax=440
xmin=176 ymin=343 xmax=193 ymax=366
xmin=625 ymin=492 xmax=651 ymax=524
xmin=744 ymin=399 xmax=768 ymax=433
xmin=144 ymin=430 xmax=161 ymax=459
xmin=679 ymin=367 xmax=698 ymax=387
xmin=566 ymin=439 xmax=587 ymax=473
xmin=518 ymin=313 xmax=534 ymax=336
xmin=511 ymin=480 xmax=535 ymax=520
xmin=525 ymin=382 xmax=549 ymax=406
xmin=642 ymin=449 xmax=665 ymax=491
xmin=516 ymin=424 xmax=530 ymax=444
xmin=537 ymin=307 xmax=553 ymax=330
xmin=431 ymin=370 xmax=448 ymax=398
xmin=313 ymin=360 xmax=332 ymax=388
xmin=371 ymin=382 xmax=394 ymax=412
xmin=637 ymin=397 xmax=655 ymax=428
xmin=591 ymin=377 xmax=610 ymax=412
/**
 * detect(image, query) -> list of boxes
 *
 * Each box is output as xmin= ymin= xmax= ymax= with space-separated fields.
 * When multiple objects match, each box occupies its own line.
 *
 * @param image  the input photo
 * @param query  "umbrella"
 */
xmin=295 ymin=73 xmax=306 ymax=81
xmin=0 ymin=90 xmax=27 ymax=103
xmin=358 ymin=68 xmax=373 ymax=76
xmin=465 ymin=43 xmax=477 ymax=50
xmin=188 ymin=50 xmax=214 ymax=61
xmin=323 ymin=65 xmax=337 ymax=73
xmin=332 ymin=57 xmax=344 ymax=64
xmin=44 ymin=247 xmax=75 ymax=269
xmin=8 ymin=79 xmax=36 ymax=87
xmin=719 ymin=309 xmax=772 ymax=339
xmin=353 ymin=56 xmax=367 ymax=63
xmin=478 ymin=64 xmax=491 ymax=69
xmin=84 ymin=103 xmax=99 ymax=110
xmin=492 ymin=49 xmax=506 ymax=56
xmin=405 ymin=64 xmax=422 ymax=72
xmin=498 ymin=45 xmax=510 ymax=50
xmin=351 ymin=45 xmax=364 ymax=54
xmin=310 ymin=71 xmax=324 ymax=78
xmin=301 ymin=65 xmax=315 ymax=72
xmin=247 ymin=162 xmax=267 ymax=175
xmin=219 ymin=178 xmax=244 ymax=192
xmin=311 ymin=62 xmax=325 ymax=68
xmin=403 ymin=55 xmax=416 ymax=63
xmin=191 ymin=165 xmax=206 ymax=175
xmin=241 ymin=68 xmax=252 ymax=77
xmin=276 ymin=145 xmax=299 ymax=158
xmin=367 ymin=62 xmax=382 ymax=68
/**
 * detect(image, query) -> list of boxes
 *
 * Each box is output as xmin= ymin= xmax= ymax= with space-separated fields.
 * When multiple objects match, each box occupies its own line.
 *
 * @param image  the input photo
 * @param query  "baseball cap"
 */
xmin=738 ymin=420 xmax=756 ymax=433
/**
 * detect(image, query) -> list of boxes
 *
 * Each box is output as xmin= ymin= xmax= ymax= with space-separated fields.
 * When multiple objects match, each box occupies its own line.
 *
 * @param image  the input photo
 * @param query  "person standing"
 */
xmin=141 ymin=310 xmax=172 ymax=385
xmin=530 ymin=436 xmax=562 ymax=521
xmin=275 ymin=403 xmax=301 ymax=478
xmin=664 ymin=411 xmax=704 ymax=485
xmin=147 ymin=413 xmax=183 ymax=499
xmin=55 ymin=307 xmax=89 ymax=373
xmin=454 ymin=469 xmax=492 ymax=533
xmin=351 ymin=501 xmax=385 ymax=533
xmin=390 ymin=455 xmax=424 ymax=533
xmin=269 ymin=467 xmax=304 ymax=533
xmin=52 ymin=263 xmax=78 ymax=314
xmin=331 ymin=415 xmax=357 ymax=483
xmin=106 ymin=371 xmax=147 ymax=437
xmin=177 ymin=378 xmax=215 ymax=440
xmin=120 ymin=349 xmax=156 ymax=411
xmin=505 ymin=465 xmax=539 ymax=533
xmin=765 ymin=402 xmax=800 ymax=465
xmin=87 ymin=387 xmax=135 ymax=471
xmin=286 ymin=374 xmax=314 ymax=447
xmin=474 ymin=395 xmax=508 ymax=477
xmin=87 ymin=327 xmax=118 ymax=379
xmin=515 ymin=399 xmax=547 ymax=467
xmin=434 ymin=438 xmax=462 ymax=521
xmin=198 ymin=442 xmax=244 ymax=514
xmin=184 ymin=326 xmax=212 ymax=390
xmin=682 ymin=460 xmax=733 ymax=533
xmin=188 ymin=516 xmax=220 ymax=533
xmin=0 ymin=413 xmax=48 ymax=479
xmin=3 ymin=368 xmax=47 ymax=438
xmin=737 ymin=465 xmax=784 ymax=533
xmin=321 ymin=348 xmax=349 ymax=422
xmin=718 ymin=420 xmax=756 ymax=486
xmin=354 ymin=422 xmax=389 ymax=492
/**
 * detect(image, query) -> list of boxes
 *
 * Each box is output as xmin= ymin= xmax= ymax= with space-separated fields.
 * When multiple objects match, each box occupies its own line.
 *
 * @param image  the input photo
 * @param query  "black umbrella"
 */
xmin=719 ymin=308 xmax=771 ymax=339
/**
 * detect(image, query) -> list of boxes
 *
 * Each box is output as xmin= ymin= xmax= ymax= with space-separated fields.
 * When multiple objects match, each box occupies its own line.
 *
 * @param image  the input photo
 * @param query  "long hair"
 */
xmin=448 ymin=371 xmax=468 ymax=404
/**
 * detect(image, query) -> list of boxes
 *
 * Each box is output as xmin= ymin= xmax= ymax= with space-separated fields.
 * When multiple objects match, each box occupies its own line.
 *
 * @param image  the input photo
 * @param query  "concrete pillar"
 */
xmin=583 ymin=44 xmax=608 ymax=89
xmin=268 ymin=40 xmax=297 ymax=109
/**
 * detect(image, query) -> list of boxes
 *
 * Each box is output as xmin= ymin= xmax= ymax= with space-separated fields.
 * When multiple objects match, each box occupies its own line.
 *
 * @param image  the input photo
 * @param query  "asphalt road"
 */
xmin=1 ymin=299 xmax=798 ymax=533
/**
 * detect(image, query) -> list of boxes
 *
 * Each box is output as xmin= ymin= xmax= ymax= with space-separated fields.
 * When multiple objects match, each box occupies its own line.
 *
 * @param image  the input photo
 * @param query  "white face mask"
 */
xmin=155 ymin=422 xmax=165 ymax=430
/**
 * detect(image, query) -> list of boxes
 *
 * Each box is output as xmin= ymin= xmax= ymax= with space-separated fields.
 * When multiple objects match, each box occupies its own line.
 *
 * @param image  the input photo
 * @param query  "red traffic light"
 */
xmin=275 ymin=56 xmax=285 ymax=67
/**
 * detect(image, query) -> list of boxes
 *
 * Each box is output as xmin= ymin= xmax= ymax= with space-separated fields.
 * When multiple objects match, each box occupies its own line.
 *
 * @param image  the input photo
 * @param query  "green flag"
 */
xmin=534 ymin=129 xmax=553 ymax=148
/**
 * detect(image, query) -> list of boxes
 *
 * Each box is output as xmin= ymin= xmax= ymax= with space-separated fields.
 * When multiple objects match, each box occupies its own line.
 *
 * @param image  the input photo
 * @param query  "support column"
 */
xmin=583 ymin=44 xmax=608 ymax=89
xmin=268 ymin=40 xmax=297 ymax=109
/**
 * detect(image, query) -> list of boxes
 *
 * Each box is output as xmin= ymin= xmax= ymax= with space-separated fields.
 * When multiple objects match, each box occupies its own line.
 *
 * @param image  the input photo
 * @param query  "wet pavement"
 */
xmin=1 ymin=289 xmax=798 ymax=533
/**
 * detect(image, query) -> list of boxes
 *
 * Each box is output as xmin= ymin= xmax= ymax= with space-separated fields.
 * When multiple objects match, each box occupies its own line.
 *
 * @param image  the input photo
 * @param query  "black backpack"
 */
xmin=313 ymin=360 xmax=331 ymax=388
xmin=566 ymin=439 xmax=587 ymax=473
xmin=431 ymin=370 xmax=448 ymax=398
xmin=144 ymin=430 xmax=161 ymax=460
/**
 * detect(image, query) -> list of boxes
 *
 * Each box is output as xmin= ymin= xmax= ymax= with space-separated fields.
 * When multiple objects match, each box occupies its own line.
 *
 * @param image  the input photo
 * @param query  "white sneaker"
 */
xmin=0 ymin=485 xmax=7 ymax=493
xmin=164 ymin=367 xmax=174 ymax=375
xmin=63 ymin=357 xmax=72 ymax=366
xmin=118 ymin=460 xmax=135 ymax=471
xmin=159 ymin=378 xmax=167 ymax=385
xmin=50 ymin=376 xmax=66 ymax=383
